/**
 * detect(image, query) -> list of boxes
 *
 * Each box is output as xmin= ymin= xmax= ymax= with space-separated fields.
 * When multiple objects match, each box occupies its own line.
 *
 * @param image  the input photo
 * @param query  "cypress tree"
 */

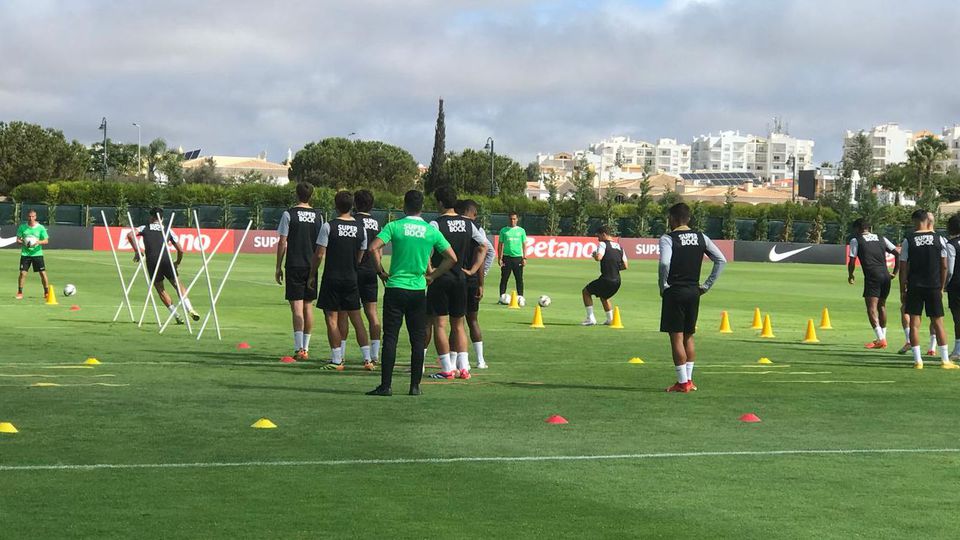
xmin=424 ymin=98 xmax=446 ymax=193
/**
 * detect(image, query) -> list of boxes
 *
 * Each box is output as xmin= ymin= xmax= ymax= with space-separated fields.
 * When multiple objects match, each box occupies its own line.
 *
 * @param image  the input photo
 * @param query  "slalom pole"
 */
xmin=158 ymin=227 xmax=230 ymax=334
xmin=197 ymin=220 xmax=252 ymax=340
xmin=194 ymin=210 xmax=222 ymax=340
xmin=103 ymin=211 xmax=136 ymax=322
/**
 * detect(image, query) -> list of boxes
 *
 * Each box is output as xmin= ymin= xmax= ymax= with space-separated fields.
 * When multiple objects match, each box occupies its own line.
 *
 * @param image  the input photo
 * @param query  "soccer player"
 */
xmin=308 ymin=191 xmax=371 ymax=370
xmin=658 ymin=203 xmax=726 ymax=393
xmin=126 ymin=208 xmax=200 ymax=324
xmin=900 ymin=209 xmax=958 ymax=369
xmin=582 ymin=225 xmax=628 ymax=326
xmin=847 ymin=218 xmax=899 ymax=349
xmin=427 ymin=187 xmax=488 ymax=380
xmin=276 ymin=182 xmax=321 ymax=361
xmin=15 ymin=209 xmax=50 ymax=300
xmin=497 ymin=212 xmax=527 ymax=303
xmin=354 ymin=189 xmax=382 ymax=369
xmin=456 ymin=199 xmax=495 ymax=369
xmin=365 ymin=190 xmax=456 ymax=397
xmin=946 ymin=215 xmax=960 ymax=359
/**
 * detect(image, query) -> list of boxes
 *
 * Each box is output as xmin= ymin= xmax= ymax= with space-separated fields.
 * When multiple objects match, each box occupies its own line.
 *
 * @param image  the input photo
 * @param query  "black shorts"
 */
xmin=904 ymin=286 xmax=944 ymax=318
xmin=285 ymin=267 xmax=317 ymax=302
xmin=949 ymin=290 xmax=960 ymax=312
xmin=358 ymin=270 xmax=379 ymax=304
xmin=863 ymin=275 xmax=891 ymax=300
xmin=317 ymin=278 xmax=361 ymax=312
xmin=146 ymin=258 xmax=177 ymax=286
xmin=660 ymin=286 xmax=701 ymax=334
xmin=427 ymin=274 xmax=467 ymax=317
xmin=19 ymin=256 xmax=45 ymax=272
xmin=585 ymin=277 xmax=621 ymax=299
xmin=466 ymin=283 xmax=480 ymax=314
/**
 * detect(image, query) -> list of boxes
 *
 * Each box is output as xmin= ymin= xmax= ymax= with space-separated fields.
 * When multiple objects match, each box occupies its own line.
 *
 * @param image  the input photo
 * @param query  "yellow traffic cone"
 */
xmin=758 ymin=357 xmax=773 ymax=364
xmin=508 ymin=290 xmax=520 ymax=309
xmin=819 ymin=308 xmax=833 ymax=330
xmin=759 ymin=314 xmax=775 ymax=338
xmin=530 ymin=305 xmax=545 ymax=328
xmin=84 ymin=357 xmax=101 ymax=365
xmin=628 ymin=357 xmax=644 ymax=364
xmin=0 ymin=422 xmax=18 ymax=434
xmin=803 ymin=319 xmax=820 ymax=343
xmin=751 ymin=307 xmax=763 ymax=330
xmin=251 ymin=418 xmax=277 ymax=429
xmin=45 ymin=285 xmax=58 ymax=305
xmin=719 ymin=311 xmax=733 ymax=333
xmin=609 ymin=306 xmax=624 ymax=329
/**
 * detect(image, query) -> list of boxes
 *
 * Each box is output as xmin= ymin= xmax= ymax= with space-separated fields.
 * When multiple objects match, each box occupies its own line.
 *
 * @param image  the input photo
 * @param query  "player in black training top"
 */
xmin=581 ymin=225 xmax=628 ymax=326
xmin=455 ymin=199 xmax=495 ymax=370
xmin=846 ymin=218 xmax=899 ymax=350
xmin=658 ymin=203 xmax=726 ymax=393
xmin=353 ymin=189 xmax=382 ymax=370
xmin=126 ymin=207 xmax=199 ymax=325
xmin=899 ymin=208 xmax=958 ymax=369
xmin=276 ymin=182 xmax=321 ymax=361
xmin=944 ymin=214 xmax=960 ymax=361
xmin=427 ymin=186 xmax=488 ymax=380
xmin=308 ymin=191 xmax=372 ymax=370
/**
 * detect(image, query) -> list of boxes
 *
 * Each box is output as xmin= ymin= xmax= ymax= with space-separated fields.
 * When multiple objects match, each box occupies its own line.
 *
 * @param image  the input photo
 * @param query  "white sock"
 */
xmin=912 ymin=346 xmax=922 ymax=364
xmin=881 ymin=327 xmax=887 ymax=340
xmin=457 ymin=352 xmax=469 ymax=372
xmin=439 ymin=353 xmax=453 ymax=373
xmin=874 ymin=326 xmax=883 ymax=340
xmin=940 ymin=345 xmax=950 ymax=363
xmin=903 ymin=327 xmax=911 ymax=342
xmin=294 ymin=331 xmax=304 ymax=350
xmin=361 ymin=345 xmax=372 ymax=362
xmin=605 ymin=310 xmax=614 ymax=322
xmin=586 ymin=306 xmax=595 ymax=319
xmin=340 ymin=340 xmax=347 ymax=359
xmin=473 ymin=341 xmax=485 ymax=363
xmin=686 ymin=361 xmax=694 ymax=380
xmin=929 ymin=334 xmax=937 ymax=351
xmin=331 ymin=347 xmax=342 ymax=364
xmin=182 ymin=297 xmax=194 ymax=312
xmin=303 ymin=333 xmax=311 ymax=351
xmin=424 ymin=348 xmax=429 ymax=361
xmin=371 ymin=339 xmax=380 ymax=360
xmin=167 ymin=304 xmax=177 ymax=314
xmin=675 ymin=364 xmax=689 ymax=384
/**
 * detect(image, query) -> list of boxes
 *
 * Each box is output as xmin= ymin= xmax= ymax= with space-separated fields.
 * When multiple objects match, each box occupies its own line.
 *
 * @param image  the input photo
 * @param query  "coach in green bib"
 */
xmin=497 ymin=212 xmax=527 ymax=301
xmin=16 ymin=209 xmax=51 ymax=300
xmin=366 ymin=190 xmax=456 ymax=396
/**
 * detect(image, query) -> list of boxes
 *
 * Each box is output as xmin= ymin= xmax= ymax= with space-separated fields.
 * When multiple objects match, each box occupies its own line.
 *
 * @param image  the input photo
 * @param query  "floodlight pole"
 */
xmin=484 ymin=137 xmax=497 ymax=196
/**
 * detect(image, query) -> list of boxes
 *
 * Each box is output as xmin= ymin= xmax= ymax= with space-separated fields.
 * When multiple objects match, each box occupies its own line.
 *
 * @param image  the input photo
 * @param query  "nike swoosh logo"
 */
xmin=0 ymin=236 xmax=17 ymax=248
xmin=769 ymin=245 xmax=813 ymax=262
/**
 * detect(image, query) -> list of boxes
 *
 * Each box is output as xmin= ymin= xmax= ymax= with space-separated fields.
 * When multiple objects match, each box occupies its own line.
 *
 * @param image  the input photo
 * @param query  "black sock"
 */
xmin=18 ymin=287 xmax=23 ymax=293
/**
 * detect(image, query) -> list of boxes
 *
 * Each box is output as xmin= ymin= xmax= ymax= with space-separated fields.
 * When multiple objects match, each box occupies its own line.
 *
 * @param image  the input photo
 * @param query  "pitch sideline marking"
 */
xmin=1 ymin=448 xmax=958 ymax=472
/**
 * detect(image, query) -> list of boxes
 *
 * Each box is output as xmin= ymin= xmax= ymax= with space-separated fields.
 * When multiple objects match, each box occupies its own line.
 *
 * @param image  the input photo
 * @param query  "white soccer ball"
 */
xmin=63 ymin=284 xmax=77 ymax=297
xmin=517 ymin=295 xmax=526 ymax=307
xmin=538 ymin=295 xmax=552 ymax=308
xmin=499 ymin=293 xmax=511 ymax=305
xmin=23 ymin=236 xmax=38 ymax=248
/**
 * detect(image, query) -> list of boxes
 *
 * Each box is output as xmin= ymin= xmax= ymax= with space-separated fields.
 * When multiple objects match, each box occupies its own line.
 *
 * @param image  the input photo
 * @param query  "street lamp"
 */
xmin=786 ymin=154 xmax=797 ymax=202
xmin=132 ymin=122 xmax=141 ymax=177
xmin=484 ymin=137 xmax=497 ymax=196
xmin=98 ymin=117 xmax=108 ymax=181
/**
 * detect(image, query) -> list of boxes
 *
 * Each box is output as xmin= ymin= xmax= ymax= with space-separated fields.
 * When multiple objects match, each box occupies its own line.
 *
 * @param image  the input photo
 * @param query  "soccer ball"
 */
xmin=538 ymin=295 xmax=552 ymax=308
xmin=23 ymin=236 xmax=38 ymax=248
xmin=63 ymin=284 xmax=77 ymax=297
xmin=499 ymin=293 xmax=511 ymax=305
xmin=517 ymin=295 xmax=526 ymax=307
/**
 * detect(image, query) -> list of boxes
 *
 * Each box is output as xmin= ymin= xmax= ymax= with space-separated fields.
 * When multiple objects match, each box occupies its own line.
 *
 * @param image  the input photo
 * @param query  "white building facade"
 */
xmin=942 ymin=125 xmax=960 ymax=170
xmin=843 ymin=123 xmax=914 ymax=172
xmin=691 ymin=131 xmax=814 ymax=181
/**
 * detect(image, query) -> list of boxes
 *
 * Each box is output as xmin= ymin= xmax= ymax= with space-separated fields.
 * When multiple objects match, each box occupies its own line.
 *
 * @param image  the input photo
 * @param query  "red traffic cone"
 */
xmin=237 ymin=342 xmax=251 ymax=350
xmin=739 ymin=413 xmax=762 ymax=423
xmin=69 ymin=305 xmax=81 ymax=311
xmin=280 ymin=356 xmax=296 ymax=364
xmin=545 ymin=415 xmax=568 ymax=424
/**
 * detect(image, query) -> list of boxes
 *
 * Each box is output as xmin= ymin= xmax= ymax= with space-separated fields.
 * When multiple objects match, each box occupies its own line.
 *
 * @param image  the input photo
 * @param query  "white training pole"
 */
xmin=138 ymin=211 xmax=175 ymax=328
xmin=158 ymin=227 xmax=230 ymax=334
xmin=128 ymin=211 xmax=163 ymax=327
xmin=113 ymin=262 xmax=143 ymax=322
xmin=197 ymin=220 xmax=252 ymax=340
xmin=158 ymin=213 xmax=193 ymax=335
xmin=194 ymin=210 xmax=222 ymax=340
xmin=103 ymin=211 xmax=136 ymax=322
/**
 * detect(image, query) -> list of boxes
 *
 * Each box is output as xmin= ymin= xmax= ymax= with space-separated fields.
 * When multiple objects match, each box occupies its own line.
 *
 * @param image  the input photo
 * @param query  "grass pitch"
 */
xmin=2 ymin=250 xmax=960 ymax=539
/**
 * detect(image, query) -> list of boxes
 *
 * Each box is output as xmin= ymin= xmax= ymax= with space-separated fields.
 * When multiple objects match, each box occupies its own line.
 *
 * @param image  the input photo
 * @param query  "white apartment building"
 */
xmin=654 ymin=138 xmax=692 ymax=175
xmin=843 ymin=123 xmax=914 ymax=172
xmin=537 ymin=136 xmax=691 ymax=190
xmin=942 ymin=125 xmax=960 ymax=170
xmin=691 ymin=131 xmax=814 ymax=181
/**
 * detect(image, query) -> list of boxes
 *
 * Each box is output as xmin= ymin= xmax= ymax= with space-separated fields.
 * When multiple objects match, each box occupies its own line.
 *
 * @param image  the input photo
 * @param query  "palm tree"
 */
xmin=145 ymin=138 xmax=168 ymax=183
xmin=907 ymin=135 xmax=950 ymax=198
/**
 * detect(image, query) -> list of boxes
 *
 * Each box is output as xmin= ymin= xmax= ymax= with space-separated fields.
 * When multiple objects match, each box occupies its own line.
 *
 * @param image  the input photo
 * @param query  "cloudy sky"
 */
xmin=2 ymin=0 xmax=959 ymax=165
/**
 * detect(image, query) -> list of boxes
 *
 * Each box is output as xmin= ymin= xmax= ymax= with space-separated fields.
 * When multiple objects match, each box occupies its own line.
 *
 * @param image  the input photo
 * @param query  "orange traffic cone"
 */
xmin=803 ymin=319 xmax=820 ymax=343
xmin=759 ymin=314 xmax=775 ymax=338
xmin=819 ymin=308 xmax=833 ymax=330
xmin=751 ymin=307 xmax=763 ymax=330
xmin=719 ymin=311 xmax=733 ymax=333
xmin=530 ymin=305 xmax=545 ymax=328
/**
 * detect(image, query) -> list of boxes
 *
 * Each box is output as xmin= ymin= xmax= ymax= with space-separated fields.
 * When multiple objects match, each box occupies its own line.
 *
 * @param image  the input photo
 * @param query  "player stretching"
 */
xmin=658 ymin=203 xmax=726 ymax=393
xmin=354 ymin=189 xmax=382 ymax=369
xmin=308 ymin=191 xmax=371 ymax=370
xmin=15 ymin=209 xmax=50 ymax=299
xmin=899 ymin=209 xmax=958 ymax=369
xmin=847 ymin=218 xmax=899 ymax=349
xmin=497 ymin=212 xmax=527 ymax=304
xmin=456 ymin=199 xmax=495 ymax=369
xmin=127 ymin=208 xmax=199 ymax=324
xmin=276 ymin=182 xmax=321 ymax=361
xmin=581 ymin=225 xmax=628 ymax=326
xmin=428 ymin=187 xmax=488 ymax=380
xmin=366 ymin=190 xmax=455 ymax=396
